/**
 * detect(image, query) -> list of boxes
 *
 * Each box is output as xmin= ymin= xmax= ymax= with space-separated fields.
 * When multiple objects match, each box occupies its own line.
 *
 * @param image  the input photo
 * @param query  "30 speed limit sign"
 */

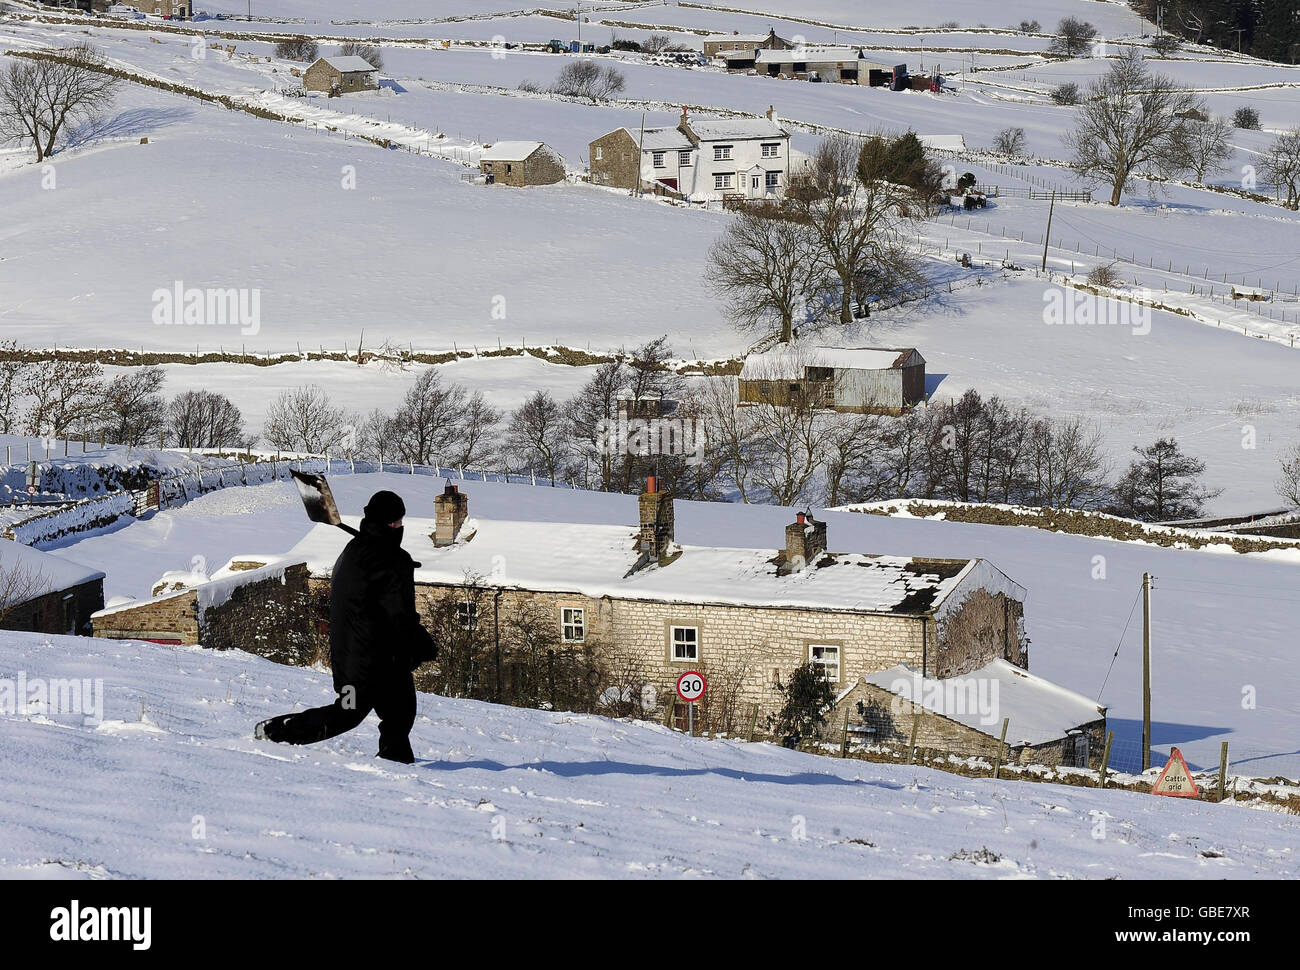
xmin=675 ymin=671 xmax=707 ymax=703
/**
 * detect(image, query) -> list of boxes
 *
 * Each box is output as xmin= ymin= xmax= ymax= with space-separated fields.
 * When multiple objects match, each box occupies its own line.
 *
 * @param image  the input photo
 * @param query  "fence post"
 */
xmin=1098 ymin=730 xmax=1115 ymax=788
xmin=908 ymin=712 xmax=921 ymax=764
xmin=747 ymin=702 xmax=760 ymax=742
xmin=664 ymin=697 xmax=676 ymax=729
xmin=993 ymin=717 xmax=1009 ymax=779
xmin=1217 ymin=742 xmax=1229 ymax=802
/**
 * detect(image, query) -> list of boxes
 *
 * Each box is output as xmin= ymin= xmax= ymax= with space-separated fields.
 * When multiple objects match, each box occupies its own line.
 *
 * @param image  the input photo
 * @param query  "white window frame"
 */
xmin=561 ymin=607 xmax=585 ymax=643
xmin=714 ymin=172 xmax=734 ymax=190
xmin=765 ymin=170 xmax=781 ymax=191
xmin=457 ymin=601 xmax=478 ymax=631
xmin=713 ymin=144 xmax=733 ymax=161
xmin=652 ymin=150 xmax=666 ymax=168
xmin=594 ymin=146 xmax=603 ymax=161
xmin=670 ymin=625 xmax=699 ymax=662
xmin=809 ymin=644 xmax=840 ymax=683
xmin=679 ymin=150 xmax=692 ymax=166
xmin=761 ymin=142 xmax=780 ymax=158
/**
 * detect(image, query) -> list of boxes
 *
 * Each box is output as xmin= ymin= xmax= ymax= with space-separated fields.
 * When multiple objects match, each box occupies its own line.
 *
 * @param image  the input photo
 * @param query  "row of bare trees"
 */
xmin=0 ymin=347 xmax=247 ymax=451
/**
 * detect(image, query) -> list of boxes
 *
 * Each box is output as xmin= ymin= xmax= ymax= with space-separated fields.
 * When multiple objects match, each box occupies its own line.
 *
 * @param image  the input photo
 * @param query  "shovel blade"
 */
xmin=290 ymin=470 xmax=342 ymax=527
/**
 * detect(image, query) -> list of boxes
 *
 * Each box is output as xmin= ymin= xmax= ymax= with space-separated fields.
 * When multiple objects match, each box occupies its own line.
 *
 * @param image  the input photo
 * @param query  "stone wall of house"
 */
xmin=2 ymin=579 xmax=105 ymax=637
xmin=525 ymin=149 xmax=566 ymax=186
xmin=94 ymin=590 xmax=199 ymax=644
xmin=588 ymin=129 xmax=640 ymax=189
xmin=302 ymin=61 xmax=338 ymax=93
xmin=201 ymin=563 xmax=321 ymax=666
xmin=933 ymin=588 xmax=1026 ymax=678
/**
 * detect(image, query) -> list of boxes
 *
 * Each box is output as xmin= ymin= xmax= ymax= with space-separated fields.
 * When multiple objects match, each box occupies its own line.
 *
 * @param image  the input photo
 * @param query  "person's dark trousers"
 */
xmin=262 ymin=674 xmax=417 ymax=763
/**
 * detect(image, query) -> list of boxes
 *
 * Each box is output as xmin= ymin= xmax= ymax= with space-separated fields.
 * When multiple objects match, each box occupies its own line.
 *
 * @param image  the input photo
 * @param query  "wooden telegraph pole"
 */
xmin=1041 ymin=190 xmax=1056 ymax=272
xmin=1142 ymin=572 xmax=1153 ymax=771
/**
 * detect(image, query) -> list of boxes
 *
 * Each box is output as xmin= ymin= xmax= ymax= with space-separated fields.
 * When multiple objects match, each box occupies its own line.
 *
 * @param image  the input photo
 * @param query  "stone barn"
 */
xmin=832 ymin=660 xmax=1108 ymax=769
xmin=0 ymin=540 xmax=104 ymax=636
xmin=739 ymin=345 xmax=926 ymax=414
xmin=478 ymin=141 xmax=566 ymax=187
xmin=702 ymin=28 xmax=792 ymax=61
xmin=303 ymin=55 xmax=379 ymax=95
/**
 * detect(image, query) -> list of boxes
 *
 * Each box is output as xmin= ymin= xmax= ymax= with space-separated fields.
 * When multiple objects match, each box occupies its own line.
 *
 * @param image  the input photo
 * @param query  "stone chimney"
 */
xmin=434 ymin=482 xmax=468 ymax=546
xmin=781 ymin=511 xmax=827 ymax=573
xmin=766 ymin=104 xmax=778 ymax=124
xmin=638 ymin=475 xmax=675 ymax=563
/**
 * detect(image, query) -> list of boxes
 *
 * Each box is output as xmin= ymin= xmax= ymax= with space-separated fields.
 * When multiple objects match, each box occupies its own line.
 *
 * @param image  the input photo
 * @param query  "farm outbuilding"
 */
xmin=478 ymin=141 xmax=566 ymax=187
xmin=754 ymin=47 xmax=892 ymax=83
xmin=738 ymin=346 xmax=926 ymax=415
xmin=0 ymin=540 xmax=104 ymax=636
xmin=303 ymin=56 xmax=379 ymax=95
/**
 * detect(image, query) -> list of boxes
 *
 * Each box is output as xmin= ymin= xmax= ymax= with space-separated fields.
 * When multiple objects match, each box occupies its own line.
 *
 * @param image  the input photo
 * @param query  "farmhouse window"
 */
xmin=457 ymin=601 xmax=478 ymax=631
xmin=561 ymin=607 xmax=585 ymax=643
xmin=761 ymin=143 xmax=779 ymax=158
xmin=714 ymin=172 xmax=734 ymax=190
xmin=595 ymin=146 xmax=603 ymax=160
xmin=810 ymin=644 xmax=840 ymax=682
xmin=765 ymin=170 xmax=780 ymax=191
xmin=652 ymin=151 xmax=666 ymax=168
xmin=679 ymin=150 xmax=692 ymax=166
xmin=671 ymin=625 xmax=699 ymax=662
xmin=713 ymin=144 xmax=733 ymax=161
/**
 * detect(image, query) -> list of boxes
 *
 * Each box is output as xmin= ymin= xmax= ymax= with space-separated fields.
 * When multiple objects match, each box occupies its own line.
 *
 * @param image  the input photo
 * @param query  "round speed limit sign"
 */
xmin=675 ymin=671 xmax=707 ymax=703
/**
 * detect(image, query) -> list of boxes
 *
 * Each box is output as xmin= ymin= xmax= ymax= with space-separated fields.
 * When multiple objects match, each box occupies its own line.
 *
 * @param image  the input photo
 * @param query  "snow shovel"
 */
xmin=290 ymin=469 xmax=360 ymax=538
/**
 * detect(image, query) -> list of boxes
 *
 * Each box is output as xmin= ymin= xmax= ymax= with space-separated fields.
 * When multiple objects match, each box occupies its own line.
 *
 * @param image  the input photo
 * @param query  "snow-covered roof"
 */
xmin=319 ymin=55 xmax=378 ymax=74
xmin=918 ymin=134 xmax=967 ymax=152
xmin=683 ymin=117 xmax=788 ymax=142
xmin=858 ymin=659 xmax=1106 ymax=746
xmin=0 ymin=541 xmax=103 ymax=603
xmin=480 ymin=140 xmax=544 ymax=162
xmin=91 ymin=556 xmax=302 ymax=620
xmin=704 ymin=33 xmax=774 ymax=43
xmin=636 ymin=127 xmax=694 ymax=152
xmin=739 ymin=345 xmax=919 ymax=380
xmin=286 ymin=515 xmax=1019 ymax=618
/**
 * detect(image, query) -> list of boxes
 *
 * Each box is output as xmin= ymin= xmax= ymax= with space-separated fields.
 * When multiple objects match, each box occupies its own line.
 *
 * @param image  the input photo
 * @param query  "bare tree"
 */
xmin=337 ymin=41 xmax=383 ymax=71
xmin=1173 ymin=115 xmax=1234 ymax=182
xmin=451 ymin=391 xmax=502 ymax=469
xmin=0 ymin=44 xmax=121 ymax=162
xmin=1049 ymin=17 xmax=1097 ymax=56
xmin=1277 ymin=444 xmax=1300 ymax=507
xmin=262 ymin=385 xmax=351 ymax=455
xmin=274 ymin=37 xmax=320 ymax=62
xmin=1261 ymin=129 xmax=1300 ymax=209
xmin=23 ymin=359 xmax=104 ymax=438
xmin=504 ymin=389 xmax=570 ymax=481
xmin=0 ymin=556 xmax=47 ymax=626
xmin=788 ymin=133 xmax=916 ymax=324
xmin=565 ymin=358 xmax=628 ymax=490
xmin=168 ymin=390 xmax=246 ymax=451
xmin=993 ymin=126 xmax=1027 ymax=156
xmin=0 ymin=342 xmax=32 ymax=435
xmin=707 ymin=207 xmax=823 ymax=343
xmin=96 ymin=366 xmax=167 ymax=449
xmin=551 ymin=60 xmax=625 ymax=101
xmin=387 ymin=369 xmax=468 ymax=466
xmin=1064 ymin=49 xmax=1207 ymax=205
xmin=687 ymin=377 xmax=758 ymax=503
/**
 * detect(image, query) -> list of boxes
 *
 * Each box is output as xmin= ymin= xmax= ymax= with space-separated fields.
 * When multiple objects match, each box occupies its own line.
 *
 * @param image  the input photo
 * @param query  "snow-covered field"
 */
xmin=2 ymin=626 xmax=1295 ymax=879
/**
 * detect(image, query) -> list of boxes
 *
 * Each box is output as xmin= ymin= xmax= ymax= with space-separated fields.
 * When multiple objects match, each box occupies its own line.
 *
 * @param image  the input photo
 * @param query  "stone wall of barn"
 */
xmin=1 ymin=579 xmax=105 ymax=637
xmin=588 ymin=129 xmax=640 ymax=189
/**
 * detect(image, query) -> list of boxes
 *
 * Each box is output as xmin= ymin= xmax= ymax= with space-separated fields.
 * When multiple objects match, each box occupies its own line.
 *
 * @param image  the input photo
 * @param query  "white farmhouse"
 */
xmin=589 ymin=107 xmax=793 ymax=203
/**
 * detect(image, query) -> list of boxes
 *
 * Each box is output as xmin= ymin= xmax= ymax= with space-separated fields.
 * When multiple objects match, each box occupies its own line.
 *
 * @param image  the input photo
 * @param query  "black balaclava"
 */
xmin=363 ymin=491 xmax=406 ymax=544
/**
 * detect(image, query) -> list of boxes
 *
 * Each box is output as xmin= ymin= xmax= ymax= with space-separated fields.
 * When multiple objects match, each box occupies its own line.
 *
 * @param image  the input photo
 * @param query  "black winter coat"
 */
xmin=329 ymin=520 xmax=437 ymax=689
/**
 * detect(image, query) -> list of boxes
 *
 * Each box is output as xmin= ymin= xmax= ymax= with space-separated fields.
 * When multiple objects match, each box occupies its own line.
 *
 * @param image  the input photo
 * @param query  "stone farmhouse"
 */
xmin=303 ymin=55 xmax=379 ymax=95
xmin=478 ymin=141 xmax=566 ymax=187
xmin=702 ymin=28 xmax=793 ymax=62
xmin=739 ymin=345 xmax=927 ymax=415
xmin=0 ymin=540 xmax=104 ymax=636
xmin=590 ymin=107 xmax=792 ymax=202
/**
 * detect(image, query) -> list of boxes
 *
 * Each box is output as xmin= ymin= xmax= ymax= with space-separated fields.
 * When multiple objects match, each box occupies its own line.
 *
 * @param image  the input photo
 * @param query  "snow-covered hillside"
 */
xmin=2 ymin=628 xmax=1295 ymax=879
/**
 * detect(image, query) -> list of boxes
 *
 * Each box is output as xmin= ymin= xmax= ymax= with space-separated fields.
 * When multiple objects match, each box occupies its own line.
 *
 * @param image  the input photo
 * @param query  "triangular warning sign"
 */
xmin=1151 ymin=747 xmax=1200 ymax=798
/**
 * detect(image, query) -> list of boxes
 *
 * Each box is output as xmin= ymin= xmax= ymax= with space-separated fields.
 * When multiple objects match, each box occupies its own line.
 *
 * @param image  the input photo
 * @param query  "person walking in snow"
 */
xmin=255 ymin=490 xmax=437 ymax=763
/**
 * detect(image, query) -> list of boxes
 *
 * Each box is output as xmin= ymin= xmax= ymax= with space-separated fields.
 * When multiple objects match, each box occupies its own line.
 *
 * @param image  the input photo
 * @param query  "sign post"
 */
xmin=675 ymin=670 xmax=707 ymax=736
